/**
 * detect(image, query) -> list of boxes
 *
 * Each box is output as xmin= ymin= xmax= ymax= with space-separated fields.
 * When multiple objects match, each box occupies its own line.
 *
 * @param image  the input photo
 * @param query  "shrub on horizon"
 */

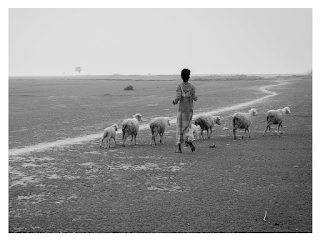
xmin=124 ymin=85 xmax=134 ymax=90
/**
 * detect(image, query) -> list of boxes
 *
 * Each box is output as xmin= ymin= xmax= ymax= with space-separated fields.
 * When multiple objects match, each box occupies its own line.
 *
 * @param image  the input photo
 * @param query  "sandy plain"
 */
xmin=9 ymin=74 xmax=312 ymax=232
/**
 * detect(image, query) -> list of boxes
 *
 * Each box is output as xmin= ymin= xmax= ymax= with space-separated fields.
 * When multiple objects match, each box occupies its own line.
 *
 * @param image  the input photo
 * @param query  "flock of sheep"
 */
xmin=99 ymin=107 xmax=291 ymax=149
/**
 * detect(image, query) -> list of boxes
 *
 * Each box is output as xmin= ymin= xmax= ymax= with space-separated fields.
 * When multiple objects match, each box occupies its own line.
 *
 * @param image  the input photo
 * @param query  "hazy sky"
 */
xmin=9 ymin=8 xmax=312 ymax=76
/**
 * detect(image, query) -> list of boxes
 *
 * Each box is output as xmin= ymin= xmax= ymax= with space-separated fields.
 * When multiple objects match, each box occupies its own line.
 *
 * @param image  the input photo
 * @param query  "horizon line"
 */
xmin=8 ymin=72 xmax=310 ymax=77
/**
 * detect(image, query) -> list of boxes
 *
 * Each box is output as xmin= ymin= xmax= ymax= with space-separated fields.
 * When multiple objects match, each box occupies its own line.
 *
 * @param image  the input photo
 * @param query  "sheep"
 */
xmin=190 ymin=123 xmax=201 ymax=140
xmin=183 ymin=124 xmax=198 ymax=147
xmin=149 ymin=117 xmax=171 ymax=146
xmin=194 ymin=115 xmax=221 ymax=139
xmin=183 ymin=124 xmax=199 ymax=146
xmin=263 ymin=107 xmax=291 ymax=136
xmin=99 ymin=124 xmax=118 ymax=148
xmin=121 ymin=113 xmax=142 ymax=146
xmin=232 ymin=108 xmax=258 ymax=140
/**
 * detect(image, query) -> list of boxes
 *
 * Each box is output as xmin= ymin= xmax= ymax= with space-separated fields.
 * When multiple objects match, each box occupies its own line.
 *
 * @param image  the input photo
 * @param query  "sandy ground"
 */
xmin=9 ymin=76 xmax=312 ymax=232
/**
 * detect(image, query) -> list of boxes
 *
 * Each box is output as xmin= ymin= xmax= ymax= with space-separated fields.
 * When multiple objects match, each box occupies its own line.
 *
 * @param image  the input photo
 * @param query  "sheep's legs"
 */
xmin=247 ymin=128 xmax=251 ymax=138
xmin=192 ymin=132 xmax=197 ymax=140
xmin=123 ymin=133 xmax=137 ymax=146
xmin=268 ymin=125 xmax=272 ymax=136
xmin=113 ymin=138 xmax=116 ymax=147
xmin=99 ymin=137 xmax=105 ymax=147
xmin=151 ymin=132 xmax=158 ymax=146
xmin=241 ymin=129 xmax=246 ymax=139
xmin=159 ymin=133 xmax=164 ymax=144
xmin=151 ymin=136 xmax=156 ymax=146
xmin=200 ymin=130 xmax=205 ymax=140
xmin=193 ymin=131 xmax=200 ymax=140
xmin=133 ymin=134 xmax=137 ymax=145
xmin=207 ymin=127 xmax=213 ymax=139
xmin=263 ymin=124 xmax=272 ymax=136
xmin=241 ymin=128 xmax=250 ymax=139
xmin=233 ymin=128 xmax=237 ymax=140
xmin=122 ymin=132 xmax=128 ymax=146
xmin=278 ymin=123 xmax=285 ymax=135
xmin=122 ymin=137 xmax=127 ymax=146
xmin=263 ymin=125 xmax=269 ymax=136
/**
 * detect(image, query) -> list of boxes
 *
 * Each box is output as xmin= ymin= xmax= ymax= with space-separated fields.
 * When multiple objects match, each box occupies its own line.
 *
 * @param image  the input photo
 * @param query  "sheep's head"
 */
xmin=284 ymin=107 xmax=291 ymax=114
xmin=194 ymin=116 xmax=202 ymax=126
xmin=250 ymin=108 xmax=258 ymax=116
xmin=112 ymin=124 xmax=119 ymax=131
xmin=215 ymin=116 xmax=221 ymax=125
xmin=133 ymin=113 xmax=142 ymax=122
xmin=165 ymin=117 xmax=171 ymax=126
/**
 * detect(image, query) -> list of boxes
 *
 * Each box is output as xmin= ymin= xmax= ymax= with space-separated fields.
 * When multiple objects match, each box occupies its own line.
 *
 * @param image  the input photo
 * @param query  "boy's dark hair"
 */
xmin=181 ymin=68 xmax=191 ymax=82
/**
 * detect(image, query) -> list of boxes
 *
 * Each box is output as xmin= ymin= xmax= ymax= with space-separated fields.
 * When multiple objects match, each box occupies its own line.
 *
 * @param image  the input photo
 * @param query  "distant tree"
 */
xmin=75 ymin=67 xmax=82 ymax=75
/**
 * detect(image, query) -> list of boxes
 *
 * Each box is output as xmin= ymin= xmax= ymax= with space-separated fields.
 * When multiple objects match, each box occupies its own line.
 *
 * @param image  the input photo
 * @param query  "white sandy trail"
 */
xmin=9 ymin=81 xmax=289 ymax=156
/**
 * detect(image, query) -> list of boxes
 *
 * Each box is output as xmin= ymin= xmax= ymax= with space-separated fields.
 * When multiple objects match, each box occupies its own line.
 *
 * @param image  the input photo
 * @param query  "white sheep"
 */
xmin=183 ymin=124 xmax=199 ymax=147
xmin=190 ymin=123 xmax=201 ymax=140
xmin=194 ymin=115 xmax=221 ymax=139
xmin=99 ymin=124 xmax=118 ymax=148
xmin=183 ymin=124 xmax=199 ymax=146
xmin=232 ymin=108 xmax=258 ymax=140
xmin=263 ymin=107 xmax=291 ymax=136
xmin=149 ymin=117 xmax=171 ymax=146
xmin=121 ymin=113 xmax=142 ymax=146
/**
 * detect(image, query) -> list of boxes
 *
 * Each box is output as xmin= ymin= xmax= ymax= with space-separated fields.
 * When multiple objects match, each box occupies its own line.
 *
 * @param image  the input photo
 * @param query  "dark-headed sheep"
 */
xmin=263 ymin=107 xmax=291 ymax=136
xmin=194 ymin=115 xmax=221 ymax=139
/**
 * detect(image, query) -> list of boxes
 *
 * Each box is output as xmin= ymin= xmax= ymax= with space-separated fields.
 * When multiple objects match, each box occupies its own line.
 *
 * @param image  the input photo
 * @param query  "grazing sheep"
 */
xmin=232 ymin=108 xmax=258 ymax=140
xmin=149 ymin=117 xmax=171 ymax=146
xmin=194 ymin=115 xmax=221 ymax=139
xmin=263 ymin=107 xmax=291 ymax=136
xmin=100 ymin=124 xmax=118 ymax=148
xmin=121 ymin=113 xmax=142 ymax=146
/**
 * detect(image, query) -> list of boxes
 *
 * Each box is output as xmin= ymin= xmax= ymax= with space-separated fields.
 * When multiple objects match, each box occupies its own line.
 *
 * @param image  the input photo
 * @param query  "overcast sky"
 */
xmin=9 ymin=8 xmax=312 ymax=76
